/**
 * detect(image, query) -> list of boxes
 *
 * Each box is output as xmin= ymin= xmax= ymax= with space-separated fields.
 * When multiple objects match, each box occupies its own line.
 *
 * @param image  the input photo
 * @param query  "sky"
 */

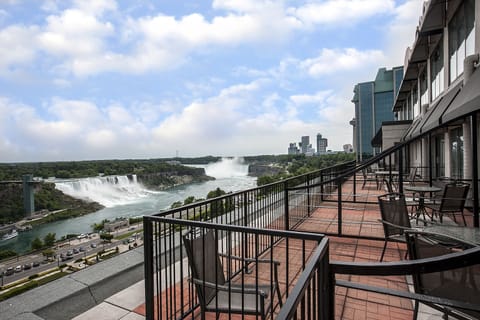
xmin=0 ymin=0 xmax=424 ymax=162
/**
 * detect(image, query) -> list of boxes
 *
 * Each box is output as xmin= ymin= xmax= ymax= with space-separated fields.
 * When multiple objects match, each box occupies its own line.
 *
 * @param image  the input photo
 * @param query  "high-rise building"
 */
xmin=351 ymin=66 xmax=403 ymax=161
xmin=287 ymin=143 xmax=300 ymax=155
xmin=300 ymin=136 xmax=309 ymax=154
xmin=316 ymin=133 xmax=328 ymax=155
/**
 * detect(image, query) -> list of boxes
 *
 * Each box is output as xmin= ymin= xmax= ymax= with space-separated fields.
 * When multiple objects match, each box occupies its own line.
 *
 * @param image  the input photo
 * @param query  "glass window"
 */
xmin=420 ymin=70 xmax=428 ymax=106
xmin=449 ymin=0 xmax=476 ymax=83
xmin=412 ymin=84 xmax=419 ymax=118
xmin=450 ymin=127 xmax=464 ymax=179
xmin=431 ymin=39 xmax=444 ymax=101
xmin=434 ymin=135 xmax=445 ymax=178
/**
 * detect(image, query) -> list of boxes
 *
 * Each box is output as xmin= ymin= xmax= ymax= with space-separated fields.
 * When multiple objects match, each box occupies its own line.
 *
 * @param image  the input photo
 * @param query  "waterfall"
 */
xmin=203 ymin=157 xmax=249 ymax=178
xmin=54 ymin=174 xmax=157 ymax=208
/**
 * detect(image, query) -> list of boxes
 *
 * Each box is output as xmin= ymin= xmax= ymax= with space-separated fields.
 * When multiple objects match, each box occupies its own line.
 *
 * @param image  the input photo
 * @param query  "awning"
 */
xmin=418 ymin=0 xmax=445 ymax=36
xmin=403 ymin=118 xmax=422 ymax=141
xmin=410 ymin=96 xmax=444 ymax=138
xmin=421 ymin=81 xmax=463 ymax=133
xmin=442 ymin=68 xmax=480 ymax=123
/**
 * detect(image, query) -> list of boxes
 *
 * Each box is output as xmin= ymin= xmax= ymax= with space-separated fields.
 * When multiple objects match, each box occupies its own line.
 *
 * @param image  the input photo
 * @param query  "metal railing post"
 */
xmin=428 ymin=133 xmax=433 ymax=186
xmin=143 ymin=217 xmax=154 ymax=319
xmin=284 ymin=181 xmax=289 ymax=231
xmin=471 ymin=114 xmax=479 ymax=228
xmin=307 ymin=175 xmax=311 ymax=215
xmin=398 ymin=148 xmax=404 ymax=194
xmin=337 ymin=179 xmax=342 ymax=236
xmin=320 ymin=172 xmax=324 ymax=202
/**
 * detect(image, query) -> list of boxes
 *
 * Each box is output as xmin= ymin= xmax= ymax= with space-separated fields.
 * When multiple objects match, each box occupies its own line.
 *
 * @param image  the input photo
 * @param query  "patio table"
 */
xmin=404 ymin=185 xmax=442 ymax=223
xmin=421 ymin=224 xmax=480 ymax=247
xmin=374 ymin=171 xmax=399 ymax=190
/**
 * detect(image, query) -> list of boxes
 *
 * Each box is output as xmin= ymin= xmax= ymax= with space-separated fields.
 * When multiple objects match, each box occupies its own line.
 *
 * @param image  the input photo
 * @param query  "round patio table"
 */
xmin=404 ymin=185 xmax=442 ymax=223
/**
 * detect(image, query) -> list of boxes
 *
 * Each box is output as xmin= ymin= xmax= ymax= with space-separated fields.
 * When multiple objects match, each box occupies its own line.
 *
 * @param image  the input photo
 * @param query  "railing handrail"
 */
xmin=331 ymin=246 xmax=480 ymax=276
xmin=149 ymin=215 xmax=326 ymax=242
xmin=289 ymin=142 xmax=408 ymax=191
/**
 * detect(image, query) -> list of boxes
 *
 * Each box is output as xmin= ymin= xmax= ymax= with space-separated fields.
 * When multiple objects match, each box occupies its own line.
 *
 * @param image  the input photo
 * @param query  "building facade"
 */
xmin=300 ymin=136 xmax=310 ymax=154
xmin=392 ymin=0 xmax=479 ymax=182
xmin=316 ymin=133 xmax=328 ymax=155
xmin=288 ymin=143 xmax=300 ymax=155
xmin=352 ymin=66 xmax=404 ymax=161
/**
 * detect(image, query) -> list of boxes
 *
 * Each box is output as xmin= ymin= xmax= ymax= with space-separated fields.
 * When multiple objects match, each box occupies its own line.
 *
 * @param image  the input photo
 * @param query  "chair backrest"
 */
xmin=378 ymin=193 xmax=411 ymax=238
xmin=406 ymin=232 xmax=480 ymax=318
xmin=439 ymin=183 xmax=470 ymax=212
xmin=183 ymin=230 xmax=226 ymax=306
xmin=407 ymin=167 xmax=417 ymax=185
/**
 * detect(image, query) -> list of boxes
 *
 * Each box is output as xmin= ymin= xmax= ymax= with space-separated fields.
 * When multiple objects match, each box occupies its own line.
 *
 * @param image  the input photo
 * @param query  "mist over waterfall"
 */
xmin=55 ymin=175 xmax=158 ymax=208
xmin=203 ymin=157 xmax=249 ymax=179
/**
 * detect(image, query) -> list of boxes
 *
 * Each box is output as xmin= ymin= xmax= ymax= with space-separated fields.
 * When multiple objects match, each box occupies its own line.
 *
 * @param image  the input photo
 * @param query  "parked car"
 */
xmin=5 ymin=267 xmax=14 ymax=276
xmin=23 ymin=263 xmax=31 ymax=270
xmin=73 ymin=248 xmax=79 ymax=254
xmin=79 ymin=246 xmax=85 ymax=252
xmin=66 ymin=250 xmax=73 ymax=256
xmin=14 ymin=265 xmax=22 ymax=272
xmin=90 ymin=243 xmax=97 ymax=248
xmin=32 ymin=261 xmax=40 ymax=267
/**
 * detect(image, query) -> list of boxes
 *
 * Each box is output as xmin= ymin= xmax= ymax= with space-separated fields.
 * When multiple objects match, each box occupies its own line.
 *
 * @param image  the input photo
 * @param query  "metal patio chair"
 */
xmin=406 ymin=230 xmax=480 ymax=320
xmin=378 ymin=193 xmax=412 ymax=261
xmin=182 ymin=230 xmax=282 ymax=320
xmin=425 ymin=182 xmax=470 ymax=226
xmin=361 ymin=168 xmax=378 ymax=189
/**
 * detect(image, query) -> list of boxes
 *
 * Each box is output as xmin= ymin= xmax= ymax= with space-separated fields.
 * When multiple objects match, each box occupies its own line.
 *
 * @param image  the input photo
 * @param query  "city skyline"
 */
xmin=0 ymin=0 xmax=424 ymax=162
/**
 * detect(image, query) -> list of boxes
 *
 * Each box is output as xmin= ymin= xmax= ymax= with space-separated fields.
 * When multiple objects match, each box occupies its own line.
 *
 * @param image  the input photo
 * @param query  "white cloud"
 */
xmin=384 ymin=0 xmax=424 ymax=66
xmin=289 ymin=0 xmax=395 ymax=27
xmin=290 ymin=90 xmax=333 ymax=106
xmin=0 ymin=25 xmax=38 ymax=74
xmin=300 ymin=48 xmax=386 ymax=77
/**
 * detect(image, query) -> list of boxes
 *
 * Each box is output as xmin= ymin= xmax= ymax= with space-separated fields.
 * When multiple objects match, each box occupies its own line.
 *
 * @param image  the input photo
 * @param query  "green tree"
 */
xmin=42 ymin=248 xmax=55 ymax=260
xmin=183 ymin=196 xmax=196 ymax=205
xmin=100 ymin=233 xmax=114 ymax=242
xmin=170 ymin=201 xmax=182 ymax=209
xmin=31 ymin=237 xmax=43 ymax=251
xmin=43 ymin=232 xmax=56 ymax=247
xmin=207 ymin=187 xmax=226 ymax=199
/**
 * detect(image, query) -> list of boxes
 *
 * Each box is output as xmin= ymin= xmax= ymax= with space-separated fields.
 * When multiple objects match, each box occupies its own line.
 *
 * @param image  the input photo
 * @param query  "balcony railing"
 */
xmin=144 ymin=138 xmax=480 ymax=319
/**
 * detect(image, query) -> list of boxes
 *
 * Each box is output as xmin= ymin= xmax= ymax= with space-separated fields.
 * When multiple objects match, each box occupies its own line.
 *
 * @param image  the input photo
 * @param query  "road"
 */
xmin=0 ymin=224 xmax=143 ymax=287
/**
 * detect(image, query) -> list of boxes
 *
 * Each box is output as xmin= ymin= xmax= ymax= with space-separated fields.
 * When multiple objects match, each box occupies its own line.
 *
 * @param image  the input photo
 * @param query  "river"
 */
xmin=0 ymin=158 xmax=256 ymax=254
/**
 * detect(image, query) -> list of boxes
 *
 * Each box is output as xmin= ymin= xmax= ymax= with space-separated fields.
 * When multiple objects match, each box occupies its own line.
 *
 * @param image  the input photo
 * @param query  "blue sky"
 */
xmin=0 ymin=0 xmax=423 ymax=162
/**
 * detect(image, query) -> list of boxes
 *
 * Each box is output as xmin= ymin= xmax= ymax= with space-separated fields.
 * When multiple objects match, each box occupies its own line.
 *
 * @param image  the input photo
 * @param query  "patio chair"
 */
xmin=378 ymin=193 xmax=412 ymax=261
xmin=405 ymin=167 xmax=418 ymax=186
xmin=182 ymin=230 xmax=282 ymax=320
xmin=406 ymin=231 xmax=480 ymax=320
xmin=425 ymin=183 xmax=470 ymax=226
xmin=361 ymin=168 xmax=378 ymax=189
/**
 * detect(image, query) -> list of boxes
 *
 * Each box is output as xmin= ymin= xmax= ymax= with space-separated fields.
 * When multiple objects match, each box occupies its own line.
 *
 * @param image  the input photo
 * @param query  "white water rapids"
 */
xmin=54 ymin=157 xmax=251 ymax=208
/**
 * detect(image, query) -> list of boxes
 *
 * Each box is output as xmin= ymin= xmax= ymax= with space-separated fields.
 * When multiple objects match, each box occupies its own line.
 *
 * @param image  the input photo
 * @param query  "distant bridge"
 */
xmin=0 ymin=175 xmax=38 ymax=217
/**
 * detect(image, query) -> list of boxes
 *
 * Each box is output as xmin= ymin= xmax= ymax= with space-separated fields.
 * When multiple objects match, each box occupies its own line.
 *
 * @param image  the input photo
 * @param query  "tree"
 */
xmin=43 ymin=232 xmax=56 ymax=247
xmin=31 ymin=237 xmax=43 ymax=251
xmin=183 ymin=196 xmax=196 ymax=205
xmin=100 ymin=233 xmax=114 ymax=242
xmin=207 ymin=187 xmax=226 ymax=199
xmin=42 ymin=248 xmax=55 ymax=260
xmin=170 ymin=201 xmax=182 ymax=209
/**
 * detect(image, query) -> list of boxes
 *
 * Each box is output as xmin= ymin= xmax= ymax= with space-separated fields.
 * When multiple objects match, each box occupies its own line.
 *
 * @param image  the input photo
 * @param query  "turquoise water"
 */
xmin=0 ymin=159 xmax=256 ymax=254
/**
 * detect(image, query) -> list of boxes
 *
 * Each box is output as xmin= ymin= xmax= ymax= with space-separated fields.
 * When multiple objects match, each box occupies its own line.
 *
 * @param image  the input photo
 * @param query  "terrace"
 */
xmin=143 ymin=142 xmax=480 ymax=320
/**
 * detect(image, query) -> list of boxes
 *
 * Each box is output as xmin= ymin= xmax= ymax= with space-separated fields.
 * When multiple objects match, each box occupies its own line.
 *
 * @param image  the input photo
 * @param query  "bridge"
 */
xmin=0 ymin=175 xmax=39 ymax=217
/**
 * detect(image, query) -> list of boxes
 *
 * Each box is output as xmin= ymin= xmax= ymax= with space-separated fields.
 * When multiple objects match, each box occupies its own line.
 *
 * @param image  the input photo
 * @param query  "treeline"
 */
xmin=257 ymin=153 xmax=355 ymax=186
xmin=0 ymin=157 xmax=220 ymax=181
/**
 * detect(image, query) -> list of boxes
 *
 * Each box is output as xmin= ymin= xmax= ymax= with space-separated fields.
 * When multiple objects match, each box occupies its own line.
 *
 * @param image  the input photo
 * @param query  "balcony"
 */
xmin=143 ymin=144 xmax=480 ymax=319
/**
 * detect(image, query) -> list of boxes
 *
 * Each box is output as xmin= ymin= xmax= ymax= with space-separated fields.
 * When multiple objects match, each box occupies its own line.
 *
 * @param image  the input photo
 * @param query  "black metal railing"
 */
xmin=144 ymin=128 xmax=480 ymax=319
xmin=144 ymin=216 xmax=325 ymax=319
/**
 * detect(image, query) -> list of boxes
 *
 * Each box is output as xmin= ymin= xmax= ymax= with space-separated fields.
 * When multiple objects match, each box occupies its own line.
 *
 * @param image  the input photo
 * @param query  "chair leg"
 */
xmin=380 ymin=241 xmax=388 ymax=262
xmin=461 ymin=210 xmax=467 ymax=226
